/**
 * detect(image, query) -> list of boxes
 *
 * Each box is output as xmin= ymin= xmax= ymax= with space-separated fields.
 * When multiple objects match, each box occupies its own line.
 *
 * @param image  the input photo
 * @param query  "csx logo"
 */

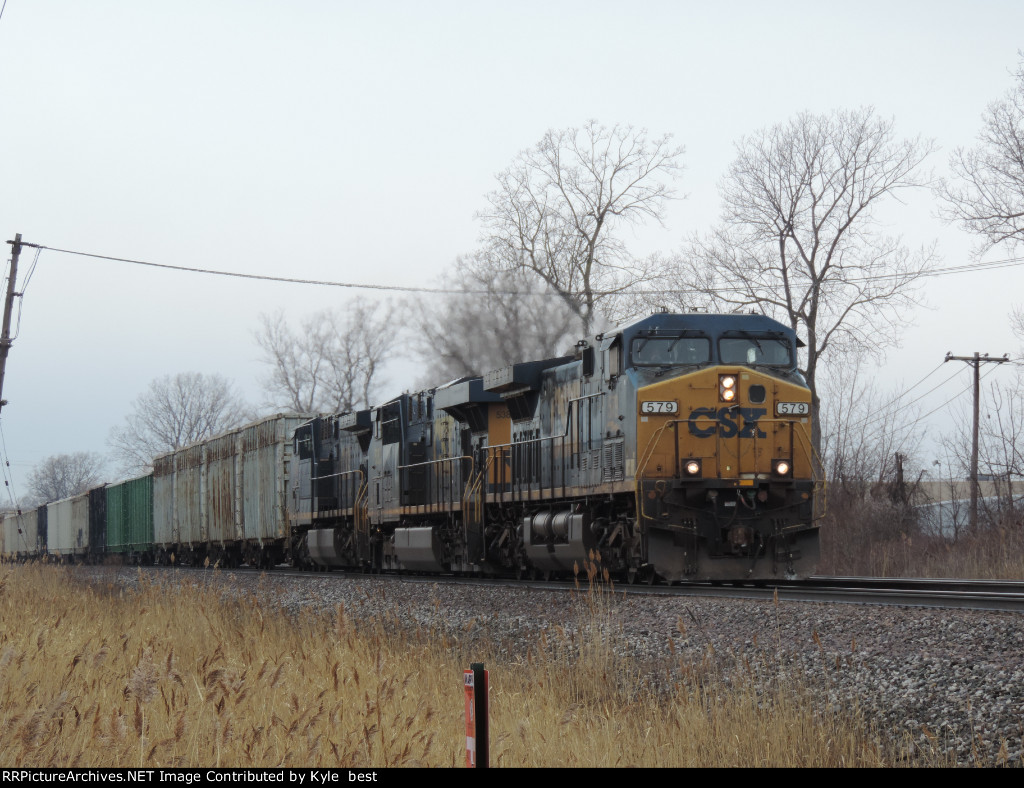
xmin=687 ymin=407 xmax=767 ymax=438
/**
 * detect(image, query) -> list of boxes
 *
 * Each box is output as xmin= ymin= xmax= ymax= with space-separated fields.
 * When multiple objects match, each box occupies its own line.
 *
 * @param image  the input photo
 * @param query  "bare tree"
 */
xmin=406 ymin=251 xmax=581 ymax=384
xmin=255 ymin=302 xmax=391 ymax=414
xmin=478 ymin=121 xmax=685 ymax=335
xmin=940 ymin=57 xmax=1024 ymax=250
xmin=978 ymin=382 xmax=1024 ymax=506
xmin=663 ymin=108 xmax=935 ymax=450
xmin=24 ymin=451 xmax=107 ymax=505
xmin=942 ymin=372 xmax=1024 ymax=519
xmin=818 ymin=353 xmax=925 ymax=489
xmin=1011 ymin=305 xmax=1024 ymax=340
xmin=815 ymin=355 xmax=931 ymax=573
xmin=254 ymin=310 xmax=334 ymax=414
xmin=109 ymin=372 xmax=247 ymax=473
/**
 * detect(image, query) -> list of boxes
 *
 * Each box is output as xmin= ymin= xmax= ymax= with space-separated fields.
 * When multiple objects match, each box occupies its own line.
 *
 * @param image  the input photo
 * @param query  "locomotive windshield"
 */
xmin=719 ymin=334 xmax=792 ymax=366
xmin=631 ymin=334 xmax=710 ymax=366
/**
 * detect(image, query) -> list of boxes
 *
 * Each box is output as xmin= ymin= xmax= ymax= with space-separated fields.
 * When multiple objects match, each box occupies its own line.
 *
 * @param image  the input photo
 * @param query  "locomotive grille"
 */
xmin=602 ymin=439 xmax=624 ymax=482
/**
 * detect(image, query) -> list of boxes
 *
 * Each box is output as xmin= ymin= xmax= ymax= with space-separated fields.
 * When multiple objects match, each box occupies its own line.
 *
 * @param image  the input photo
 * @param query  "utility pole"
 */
xmin=0 ymin=233 xmax=23 ymax=414
xmin=944 ymin=351 xmax=1010 ymax=532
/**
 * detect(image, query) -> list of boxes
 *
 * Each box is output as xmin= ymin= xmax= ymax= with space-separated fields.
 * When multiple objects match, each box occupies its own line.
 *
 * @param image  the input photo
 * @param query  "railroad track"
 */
xmin=640 ymin=576 xmax=1024 ymax=612
xmin=150 ymin=564 xmax=1024 ymax=613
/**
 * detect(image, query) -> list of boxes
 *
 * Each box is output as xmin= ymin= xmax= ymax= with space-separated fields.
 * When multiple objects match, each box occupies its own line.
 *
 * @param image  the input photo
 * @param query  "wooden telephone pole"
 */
xmin=0 ymin=233 xmax=23 ymax=414
xmin=944 ymin=351 xmax=1010 ymax=531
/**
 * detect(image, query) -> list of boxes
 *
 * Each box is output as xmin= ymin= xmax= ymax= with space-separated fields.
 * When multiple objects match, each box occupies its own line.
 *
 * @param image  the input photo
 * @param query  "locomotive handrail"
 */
xmin=757 ymin=414 xmax=826 ymax=492
xmin=396 ymin=454 xmax=475 ymax=511
xmin=354 ymin=482 xmax=370 ymax=554
xmin=463 ymin=465 xmax=485 ymax=512
xmin=483 ymin=433 xmax=570 ymax=501
xmin=635 ymin=419 xmax=683 ymax=523
xmin=634 ymin=412 xmax=826 ymax=523
xmin=310 ymin=468 xmax=365 ymax=481
xmin=636 ymin=419 xmax=682 ymax=479
xmin=397 ymin=455 xmax=475 ymax=472
xmin=462 ymin=465 xmax=486 ymax=530
xmin=788 ymin=422 xmax=828 ymax=520
xmin=310 ymin=467 xmax=366 ymax=517
xmin=481 ymin=393 xmax=606 ymax=501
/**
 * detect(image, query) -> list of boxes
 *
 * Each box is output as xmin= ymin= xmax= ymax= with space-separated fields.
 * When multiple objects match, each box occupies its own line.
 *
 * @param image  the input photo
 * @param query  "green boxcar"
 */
xmin=106 ymin=474 xmax=154 ymax=558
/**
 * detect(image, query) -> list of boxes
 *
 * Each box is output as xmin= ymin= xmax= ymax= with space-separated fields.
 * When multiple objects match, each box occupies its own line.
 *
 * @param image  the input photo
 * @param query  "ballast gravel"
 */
xmin=83 ymin=567 xmax=1024 ymax=767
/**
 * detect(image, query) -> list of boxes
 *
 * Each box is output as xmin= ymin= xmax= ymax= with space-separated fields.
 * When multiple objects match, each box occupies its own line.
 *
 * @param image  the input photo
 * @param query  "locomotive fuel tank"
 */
xmin=522 ymin=509 xmax=597 ymax=572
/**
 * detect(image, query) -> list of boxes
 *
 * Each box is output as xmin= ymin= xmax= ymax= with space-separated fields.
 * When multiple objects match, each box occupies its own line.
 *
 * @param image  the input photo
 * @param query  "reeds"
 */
xmin=0 ymin=564 xmax=450 ymax=767
xmin=820 ymin=519 xmax=1024 ymax=578
xmin=817 ymin=485 xmax=1024 ymax=579
xmin=0 ymin=562 xmax=953 ymax=767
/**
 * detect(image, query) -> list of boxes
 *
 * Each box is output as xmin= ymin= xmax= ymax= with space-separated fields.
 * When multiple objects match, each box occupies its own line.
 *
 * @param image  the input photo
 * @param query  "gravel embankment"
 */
xmin=80 ymin=567 xmax=1024 ymax=767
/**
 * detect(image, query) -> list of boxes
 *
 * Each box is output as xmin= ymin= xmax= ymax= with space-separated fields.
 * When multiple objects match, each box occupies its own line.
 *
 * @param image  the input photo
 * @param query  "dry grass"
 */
xmin=818 ymin=489 xmax=1024 ymax=579
xmin=908 ymin=526 xmax=1024 ymax=579
xmin=0 ymin=564 xmax=452 ymax=767
xmin=0 ymin=562 xmax=947 ymax=768
xmin=820 ymin=520 xmax=1024 ymax=579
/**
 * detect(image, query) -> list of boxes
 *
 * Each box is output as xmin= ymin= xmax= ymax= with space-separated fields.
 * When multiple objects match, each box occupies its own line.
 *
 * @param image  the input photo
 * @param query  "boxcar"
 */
xmin=88 ymin=485 xmax=107 ymax=561
xmin=3 ymin=509 xmax=40 ymax=558
xmin=47 ymin=493 xmax=90 ymax=559
xmin=106 ymin=474 xmax=154 ymax=561
xmin=152 ymin=414 xmax=303 ymax=566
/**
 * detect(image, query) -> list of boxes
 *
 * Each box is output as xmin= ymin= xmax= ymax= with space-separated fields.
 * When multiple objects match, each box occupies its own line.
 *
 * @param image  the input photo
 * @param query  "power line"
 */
xmin=8 ymin=236 xmax=1020 ymax=453
xmin=841 ymin=361 xmax=951 ymax=434
xmin=834 ymin=366 xmax=971 ymax=452
xmin=822 ymin=359 xmax=1007 ymax=458
xmin=12 ymin=240 xmax=1024 ymax=299
xmin=892 ymin=363 xmax=1002 ymax=442
xmin=32 ymin=244 xmax=480 ymax=295
xmin=863 ymin=255 xmax=1024 ymax=282
xmin=11 ymin=246 xmax=41 ymax=341
xmin=0 ymin=417 xmax=21 ymax=511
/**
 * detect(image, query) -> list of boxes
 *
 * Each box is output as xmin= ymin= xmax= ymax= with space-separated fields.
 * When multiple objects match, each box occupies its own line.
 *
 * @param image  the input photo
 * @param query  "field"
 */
xmin=0 ymin=562 xmax=958 ymax=768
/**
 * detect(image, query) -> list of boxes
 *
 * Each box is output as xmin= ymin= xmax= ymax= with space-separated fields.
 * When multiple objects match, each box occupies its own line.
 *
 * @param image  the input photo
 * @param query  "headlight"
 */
xmin=683 ymin=459 xmax=702 ymax=477
xmin=773 ymin=459 xmax=792 ymax=477
xmin=719 ymin=374 xmax=737 ymax=402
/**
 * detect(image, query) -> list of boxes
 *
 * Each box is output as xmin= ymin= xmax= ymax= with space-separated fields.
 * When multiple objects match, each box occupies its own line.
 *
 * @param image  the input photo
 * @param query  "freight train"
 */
xmin=1 ymin=311 xmax=822 ymax=583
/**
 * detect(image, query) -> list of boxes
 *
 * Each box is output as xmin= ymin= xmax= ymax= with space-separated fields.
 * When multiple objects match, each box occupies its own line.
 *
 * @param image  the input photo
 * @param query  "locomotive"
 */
xmin=1 ymin=311 xmax=822 ymax=583
xmin=291 ymin=311 xmax=821 ymax=582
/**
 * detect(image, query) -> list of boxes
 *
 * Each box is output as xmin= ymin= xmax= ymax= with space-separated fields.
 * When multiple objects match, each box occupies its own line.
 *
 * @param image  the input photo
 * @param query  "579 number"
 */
xmin=640 ymin=401 xmax=679 ymax=414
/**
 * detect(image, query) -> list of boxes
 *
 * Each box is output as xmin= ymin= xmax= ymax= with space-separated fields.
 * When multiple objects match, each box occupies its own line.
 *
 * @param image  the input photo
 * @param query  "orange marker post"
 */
xmin=464 ymin=662 xmax=489 ymax=768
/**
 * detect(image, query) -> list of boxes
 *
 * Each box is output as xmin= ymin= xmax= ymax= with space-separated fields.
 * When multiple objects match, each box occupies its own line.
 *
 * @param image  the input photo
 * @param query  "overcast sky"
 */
xmin=0 ymin=0 xmax=1022 ymax=490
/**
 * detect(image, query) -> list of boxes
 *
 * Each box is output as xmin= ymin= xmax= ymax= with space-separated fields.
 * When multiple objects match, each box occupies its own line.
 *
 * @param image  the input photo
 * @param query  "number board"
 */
xmin=776 ymin=401 xmax=810 ymax=416
xmin=640 ymin=401 xmax=679 ymax=414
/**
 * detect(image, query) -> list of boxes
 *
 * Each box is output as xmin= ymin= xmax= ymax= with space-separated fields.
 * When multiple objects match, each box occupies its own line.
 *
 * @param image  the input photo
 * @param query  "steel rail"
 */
xmin=134 ymin=565 xmax=1024 ymax=613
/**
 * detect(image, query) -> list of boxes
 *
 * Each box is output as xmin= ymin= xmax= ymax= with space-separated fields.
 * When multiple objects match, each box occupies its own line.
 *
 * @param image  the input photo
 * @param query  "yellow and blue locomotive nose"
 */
xmin=636 ymin=367 xmax=813 ymax=484
xmin=633 ymin=362 xmax=819 ymax=582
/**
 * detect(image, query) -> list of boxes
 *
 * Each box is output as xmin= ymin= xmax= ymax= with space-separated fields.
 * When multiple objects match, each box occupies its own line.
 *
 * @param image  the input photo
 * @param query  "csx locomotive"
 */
xmin=292 ymin=310 xmax=821 ymax=582
xmin=1 ymin=311 xmax=822 ymax=583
